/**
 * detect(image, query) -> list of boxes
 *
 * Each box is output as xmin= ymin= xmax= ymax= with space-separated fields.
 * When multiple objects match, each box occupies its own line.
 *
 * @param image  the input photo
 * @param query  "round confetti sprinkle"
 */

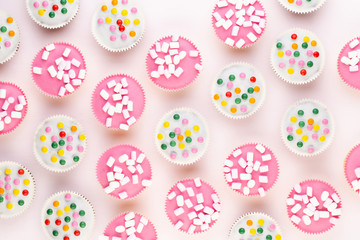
xmin=0 ymin=11 xmax=20 ymax=64
xmin=278 ymin=0 xmax=326 ymax=14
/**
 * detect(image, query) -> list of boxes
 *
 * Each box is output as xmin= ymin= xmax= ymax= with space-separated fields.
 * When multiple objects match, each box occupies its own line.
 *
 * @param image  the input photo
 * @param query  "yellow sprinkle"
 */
xmin=249 ymin=98 xmax=255 ymax=104
xmin=53 ymin=201 xmax=59 ymax=207
xmin=68 ymin=0 xmax=74 ymax=3
xmin=157 ymin=133 xmax=163 ymax=140
xmin=24 ymin=179 xmax=30 ymax=185
xmin=320 ymin=136 xmax=326 ymax=142
xmin=213 ymin=94 xmax=219 ymax=100
xmin=0 ymin=37 xmax=2 ymax=42
xmin=179 ymin=143 xmax=185 ymax=149
xmin=193 ymin=125 xmax=200 ymax=131
xmin=163 ymin=122 xmax=170 ymax=128
xmin=124 ymin=18 xmax=130 ymax=25
xmin=311 ymin=40 xmax=317 ymax=46
xmin=230 ymin=107 xmax=237 ymax=113
xmin=58 ymin=149 xmax=65 ymax=156
xmin=250 ymin=228 xmax=256 ymax=235
xmin=275 ymin=235 xmax=282 ymax=240
xmin=303 ymin=36 xmax=310 ymax=42
xmin=185 ymin=130 xmax=191 ymax=137
xmin=288 ymin=68 xmax=294 ymax=75
xmin=57 ymin=122 xmax=64 ymax=129
xmin=290 ymin=116 xmax=297 ymax=123
xmin=38 ymin=9 xmax=46 ymax=16
xmin=4 ymin=168 xmax=11 ymax=175
xmin=122 ymin=10 xmax=128 ymax=16
xmin=64 ymin=206 xmax=71 ymax=213
xmin=111 ymin=8 xmax=117 ymax=14
xmin=134 ymin=19 xmax=140 ymax=25
xmin=221 ymin=100 xmax=227 ymax=107
xmin=40 ymin=135 xmax=46 ymax=141
xmin=313 ymin=124 xmax=320 ymax=131
xmin=302 ymin=135 xmax=309 ymax=141
xmin=41 ymin=147 xmax=48 ymax=153
xmin=6 ymin=203 xmax=13 ymax=209
xmin=51 ymin=156 xmax=57 ymax=163
xmin=105 ymin=17 xmax=112 ymax=23
xmin=56 ymin=210 xmax=63 ymax=216
xmin=63 ymin=225 xmax=69 ymax=231
xmin=278 ymin=51 xmax=284 ymax=57
xmin=13 ymin=189 xmax=20 ymax=195
xmin=79 ymin=134 xmax=86 ymax=141
xmin=258 ymin=219 xmax=264 ymax=225
xmin=296 ymin=128 xmax=302 ymax=135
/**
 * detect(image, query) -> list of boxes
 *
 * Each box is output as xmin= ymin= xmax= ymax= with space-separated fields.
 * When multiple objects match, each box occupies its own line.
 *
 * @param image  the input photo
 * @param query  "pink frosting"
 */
xmin=146 ymin=36 xmax=202 ymax=90
xmin=96 ymin=145 xmax=152 ymax=199
xmin=104 ymin=213 xmax=157 ymax=239
xmin=345 ymin=144 xmax=360 ymax=193
xmin=31 ymin=43 xmax=86 ymax=97
xmin=338 ymin=37 xmax=360 ymax=90
xmin=0 ymin=82 xmax=28 ymax=135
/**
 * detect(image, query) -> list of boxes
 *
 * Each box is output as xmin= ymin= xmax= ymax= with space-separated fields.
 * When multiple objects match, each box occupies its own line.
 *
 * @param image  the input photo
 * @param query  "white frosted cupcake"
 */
xmin=0 ymin=10 xmax=20 ymax=64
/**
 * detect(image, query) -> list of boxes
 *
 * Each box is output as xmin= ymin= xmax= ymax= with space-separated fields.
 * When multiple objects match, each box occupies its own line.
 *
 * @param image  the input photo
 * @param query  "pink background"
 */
xmin=0 ymin=0 xmax=359 ymax=239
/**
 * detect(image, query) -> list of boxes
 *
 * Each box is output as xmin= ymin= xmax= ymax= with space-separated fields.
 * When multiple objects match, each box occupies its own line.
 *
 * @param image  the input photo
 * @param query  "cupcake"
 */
xmin=33 ymin=115 xmax=86 ymax=172
xmin=278 ymin=0 xmax=326 ymax=14
xmin=281 ymin=99 xmax=334 ymax=156
xmin=41 ymin=191 xmax=95 ymax=239
xmin=338 ymin=37 xmax=360 ymax=90
xmin=91 ymin=74 xmax=145 ymax=131
xmin=286 ymin=179 xmax=341 ymax=234
xmin=211 ymin=0 xmax=267 ymax=49
xmin=271 ymin=28 xmax=324 ymax=85
xmin=344 ymin=144 xmax=360 ymax=196
xmin=212 ymin=63 xmax=265 ymax=119
xmin=224 ymin=143 xmax=279 ymax=197
xmin=96 ymin=145 xmax=152 ymax=200
xmin=99 ymin=212 xmax=157 ymax=240
xmin=92 ymin=0 xmax=145 ymax=52
xmin=0 ymin=82 xmax=28 ymax=135
xmin=31 ymin=42 xmax=86 ymax=98
xmin=26 ymin=0 xmax=80 ymax=29
xmin=155 ymin=108 xmax=209 ymax=165
xmin=0 ymin=10 xmax=20 ymax=64
xmin=228 ymin=212 xmax=282 ymax=240
xmin=165 ymin=178 xmax=221 ymax=234
xmin=146 ymin=35 xmax=202 ymax=91
xmin=0 ymin=161 xmax=35 ymax=218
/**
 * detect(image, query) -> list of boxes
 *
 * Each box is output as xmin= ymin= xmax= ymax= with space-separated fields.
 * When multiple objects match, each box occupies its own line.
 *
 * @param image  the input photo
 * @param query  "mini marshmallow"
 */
xmin=4 ymin=116 xmax=11 ymax=124
xmin=225 ymin=173 xmax=232 ymax=183
xmin=55 ymin=57 xmax=64 ymax=66
xmin=46 ymin=44 xmax=55 ymax=51
xmin=331 ymin=193 xmax=340 ymax=203
xmin=243 ymin=21 xmax=252 ymax=27
xmin=174 ymin=221 xmax=183 ymax=230
xmin=194 ymin=204 xmax=204 ymax=211
xmin=250 ymin=15 xmax=261 ymax=23
xmin=291 ymin=204 xmax=302 ymax=214
xmin=42 ymin=51 xmax=49 ymax=60
xmin=217 ymin=0 xmax=228 ymax=7
xmin=47 ymin=65 xmax=57 ymax=78
xmin=169 ymin=42 xmax=180 ymax=49
xmin=176 ymin=195 xmax=184 ymax=207
xmin=71 ymin=58 xmax=81 ymax=67
xmin=195 ymin=63 xmax=203 ymax=71
xmin=303 ymin=208 xmax=314 ymax=217
xmin=174 ymin=208 xmax=184 ymax=216
xmin=69 ymin=69 xmax=76 ymax=79
xmin=151 ymin=71 xmax=160 ymax=79
xmin=213 ymin=12 xmax=222 ymax=21
xmin=72 ymin=79 xmax=82 ymax=86
xmin=255 ymin=10 xmax=265 ymax=16
xmin=310 ymin=196 xmax=320 ymax=207
xmin=243 ymin=186 xmax=250 ymax=195
xmin=259 ymin=176 xmax=268 ymax=183
xmin=189 ymin=50 xmax=199 ymax=57
xmin=123 ymin=109 xmax=130 ymax=119
xmin=321 ymin=191 xmax=329 ymax=201
xmin=286 ymin=198 xmax=295 ymax=206
xmin=119 ymin=124 xmax=129 ymax=131
xmin=155 ymin=42 xmax=161 ymax=52
xmin=187 ymin=187 xmax=195 ymax=197
xmin=109 ymin=181 xmax=120 ymax=189
xmin=262 ymin=154 xmax=272 ymax=161
xmin=149 ymin=49 xmax=158 ymax=59
xmin=161 ymin=42 xmax=170 ymax=53
xmin=196 ymin=193 xmax=204 ymax=203
xmin=247 ymin=152 xmax=254 ymax=161
xmin=307 ymin=187 xmax=313 ymax=197
xmin=253 ymin=24 xmax=262 ymax=34
xmin=350 ymin=39 xmax=360 ymax=49
xmin=255 ymin=144 xmax=266 ymax=153
xmin=302 ymin=215 xmax=311 ymax=225
xmin=233 ymin=148 xmax=242 ymax=157
xmin=58 ymin=87 xmax=66 ymax=96
xmin=319 ymin=211 xmax=330 ymax=219
xmin=231 ymin=182 xmax=241 ymax=190
xmin=114 ymin=83 xmax=122 ymax=93
xmin=106 ymin=156 xmax=116 ymax=167
xmin=236 ymin=39 xmax=246 ymax=48
xmin=247 ymin=179 xmax=256 ymax=188
xmin=225 ymin=9 xmax=235 ymax=19
xmin=174 ymin=67 xmax=184 ymax=77
xmin=231 ymin=26 xmax=240 ymax=37
xmin=33 ymin=67 xmax=42 ymax=75
xmin=14 ymin=104 xmax=23 ymax=111
xmin=341 ymin=56 xmax=351 ymax=65
xmin=259 ymin=19 xmax=266 ymax=28
xmin=78 ymin=69 xmax=86 ymax=79
xmin=294 ymin=184 xmax=302 ymax=193
xmin=169 ymin=64 xmax=175 ymax=74
xmin=259 ymin=165 xmax=268 ymax=173
xmin=258 ymin=187 xmax=265 ymax=197
xmin=56 ymin=70 xmax=64 ymax=80
xmin=104 ymin=186 xmax=115 ymax=194
xmin=223 ymin=19 xmax=233 ymax=30
xmin=11 ymin=111 xmax=21 ymax=119
xmin=240 ymin=173 xmax=251 ymax=180
xmin=247 ymin=5 xmax=255 ymax=15
xmin=215 ymin=18 xmax=225 ymax=28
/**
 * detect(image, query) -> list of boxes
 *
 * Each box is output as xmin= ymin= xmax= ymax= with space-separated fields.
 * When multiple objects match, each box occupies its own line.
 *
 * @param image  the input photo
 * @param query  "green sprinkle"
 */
xmin=229 ymin=74 xmax=235 ymax=81
xmin=18 ymin=200 xmax=24 ymax=206
xmin=161 ymin=144 xmax=167 ymax=150
xmin=80 ymin=221 xmax=86 ymax=228
xmin=49 ymin=12 xmax=55 ymax=18
xmin=173 ymin=114 xmax=180 ymax=120
xmin=239 ymin=228 xmax=245 ymax=234
xmin=298 ymin=110 xmax=304 ymax=116
xmin=297 ymin=141 xmax=303 ymax=148
xmin=0 ymin=26 xmax=7 ymax=33
xmin=73 ymin=156 xmax=79 ymax=162
xmin=70 ymin=203 xmax=76 ymax=210
xmin=302 ymin=42 xmax=308 ymax=49
xmin=313 ymin=108 xmax=319 ymax=114
xmin=287 ymin=135 xmax=293 ymax=141
xmin=47 ymin=209 xmax=53 ymax=215
xmin=0 ymin=196 xmax=3 ymax=203
xmin=60 ymin=0 xmax=67 ymax=5
xmin=52 ymin=230 xmax=58 ymax=236
xmin=257 ymin=228 xmax=263 ymax=234
xmin=60 ymin=159 xmax=66 ymax=165
xmin=266 ymin=235 xmax=273 ymax=240
xmin=247 ymin=87 xmax=254 ymax=94
xmin=186 ymin=137 xmax=192 ymax=143
xmin=79 ymin=210 xmax=85 ymax=216
xmin=241 ymin=94 xmax=248 ymax=100
xmin=294 ymin=51 xmax=300 ymax=57
xmin=169 ymin=132 xmax=175 ymax=138
xmin=59 ymin=140 xmax=65 ymax=146
xmin=170 ymin=141 xmax=176 ymax=147
xmin=299 ymin=121 xmax=305 ymax=128
xmin=217 ymin=79 xmax=223 ymax=85
xmin=65 ymin=216 xmax=71 ymax=222
xmin=276 ymin=42 xmax=282 ymax=49
xmin=235 ymin=98 xmax=241 ymax=104
xmin=307 ymin=61 xmax=313 ymax=67
xmin=306 ymin=0 xmax=311 ymax=1
xmin=61 ymin=8 xmax=68 ymax=14
xmin=51 ymin=142 xmax=58 ymax=149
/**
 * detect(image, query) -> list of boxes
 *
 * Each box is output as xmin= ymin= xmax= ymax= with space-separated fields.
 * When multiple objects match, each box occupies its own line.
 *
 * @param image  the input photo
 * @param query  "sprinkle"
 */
xmin=33 ymin=67 xmax=42 ymax=75
xmin=46 ymin=44 xmax=55 ymax=51
xmin=42 ymin=51 xmax=50 ymax=60
xmin=71 ymin=58 xmax=81 ymax=67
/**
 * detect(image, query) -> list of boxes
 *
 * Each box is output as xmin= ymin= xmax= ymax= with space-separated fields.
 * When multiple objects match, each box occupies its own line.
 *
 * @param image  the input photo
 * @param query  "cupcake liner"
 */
xmin=344 ymin=144 xmax=360 ymax=196
xmin=211 ymin=0 xmax=267 ymax=50
xmin=286 ymin=179 xmax=342 ymax=234
xmin=33 ymin=114 xmax=87 ymax=173
xmin=0 ymin=161 xmax=36 ymax=219
xmin=270 ymin=28 xmax=325 ymax=85
xmin=165 ymin=178 xmax=221 ymax=234
xmin=25 ymin=0 xmax=80 ymax=29
xmin=91 ymin=0 xmax=145 ymax=52
xmin=0 ymin=82 xmax=28 ymax=136
xmin=228 ymin=212 xmax=282 ymax=240
xmin=96 ymin=144 xmax=152 ymax=200
xmin=154 ymin=107 xmax=210 ymax=166
xmin=0 ymin=10 xmax=20 ymax=64
xmin=223 ymin=142 xmax=279 ymax=197
xmin=91 ymin=74 xmax=146 ymax=132
xmin=41 ymin=190 xmax=95 ymax=240
xmin=280 ymin=98 xmax=335 ymax=157
xmin=278 ymin=0 xmax=327 ymax=14
xmin=211 ymin=62 xmax=266 ymax=120
xmin=101 ymin=212 xmax=158 ymax=240
xmin=31 ymin=42 xmax=87 ymax=99
xmin=145 ymin=35 xmax=203 ymax=91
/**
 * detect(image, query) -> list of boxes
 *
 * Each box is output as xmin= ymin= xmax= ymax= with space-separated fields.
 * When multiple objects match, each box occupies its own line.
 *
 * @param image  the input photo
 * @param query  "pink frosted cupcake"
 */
xmin=146 ymin=35 xmax=202 ymax=91
xmin=344 ymin=144 xmax=360 ymax=196
xmin=165 ymin=178 xmax=221 ymax=234
xmin=99 ymin=212 xmax=157 ymax=240
xmin=212 ymin=0 xmax=266 ymax=49
xmin=286 ymin=179 xmax=342 ymax=234
xmin=96 ymin=145 xmax=152 ymax=200
xmin=92 ymin=74 xmax=145 ymax=131
xmin=224 ymin=143 xmax=279 ymax=197
xmin=31 ymin=42 xmax=86 ymax=98
xmin=338 ymin=37 xmax=360 ymax=90
xmin=0 ymin=82 xmax=28 ymax=135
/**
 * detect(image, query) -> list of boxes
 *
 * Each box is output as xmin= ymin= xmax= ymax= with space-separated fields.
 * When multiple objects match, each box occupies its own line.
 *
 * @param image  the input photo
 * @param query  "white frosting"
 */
xmin=0 ymin=10 xmax=20 ymax=63
xmin=279 ymin=0 xmax=326 ymax=13
xmin=92 ymin=0 xmax=145 ymax=51
xmin=26 ymin=0 xmax=79 ymax=28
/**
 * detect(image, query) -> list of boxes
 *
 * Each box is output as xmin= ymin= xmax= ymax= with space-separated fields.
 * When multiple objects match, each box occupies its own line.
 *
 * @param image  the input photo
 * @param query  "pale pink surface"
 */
xmin=225 ymin=143 xmax=279 ymax=196
xmin=211 ymin=1 xmax=266 ymax=48
xmin=104 ymin=213 xmax=157 ymax=239
xmin=344 ymin=144 xmax=360 ymax=192
xmin=338 ymin=37 xmax=360 ymax=90
xmin=146 ymin=36 xmax=202 ymax=90
xmin=0 ymin=82 xmax=27 ymax=135
xmin=286 ymin=180 xmax=341 ymax=234
xmin=96 ymin=145 xmax=152 ymax=199
xmin=31 ymin=42 xmax=86 ymax=97
xmin=91 ymin=74 xmax=145 ymax=130
xmin=165 ymin=178 xmax=220 ymax=234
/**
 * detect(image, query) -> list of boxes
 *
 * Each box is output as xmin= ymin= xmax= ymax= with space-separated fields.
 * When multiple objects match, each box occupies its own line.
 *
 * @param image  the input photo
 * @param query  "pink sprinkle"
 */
xmin=182 ymin=152 xmax=189 ymax=158
xmin=227 ymin=82 xmax=233 ymax=89
xmin=5 ymin=184 xmax=11 ymax=190
xmin=279 ymin=63 xmax=285 ymax=68
xmin=110 ymin=25 xmax=116 ymax=32
xmin=131 ymin=7 xmax=137 ymax=13
xmin=0 ymin=180 xmax=3 ymax=186
xmin=66 ymin=145 xmax=73 ymax=151
xmin=322 ymin=119 xmax=328 ymax=125
xmin=240 ymin=73 xmax=246 ymax=79
xmin=308 ymin=147 xmax=314 ymax=153
xmin=122 ymin=0 xmax=128 ymax=4
xmin=312 ymin=134 xmax=318 ymax=140
xmin=197 ymin=137 xmax=204 ymax=143
xmin=51 ymin=136 xmax=58 ymax=142
xmin=5 ymin=41 xmax=11 ymax=48
xmin=298 ymin=60 xmax=305 ymax=67
xmin=97 ymin=18 xmax=104 ymax=24
xmin=191 ymin=148 xmax=198 ymax=154
xmin=73 ymin=212 xmax=79 ymax=219
xmin=5 ymin=176 xmax=11 ymax=182
xmin=42 ymin=1 xmax=48 ymax=7
xmin=110 ymin=35 xmax=116 ymax=42
xmin=170 ymin=153 xmax=176 ymax=159
xmin=34 ymin=2 xmax=40 ymax=8
xmin=174 ymin=127 xmax=181 ymax=134
xmin=296 ymin=0 xmax=302 ymax=5
xmin=289 ymin=58 xmax=295 ymax=65
xmin=13 ymin=179 xmax=20 ymax=185
xmin=65 ymin=193 xmax=71 ymax=200
xmin=5 ymin=195 xmax=11 ymax=201
xmin=269 ymin=224 xmax=276 ymax=231
xmin=240 ymin=106 xmax=247 ymax=113
xmin=307 ymin=125 xmax=313 ymax=131
xmin=121 ymin=34 xmax=127 ymax=40
xmin=45 ymin=127 xmax=52 ymax=133
xmin=67 ymin=136 xmax=73 ymax=142
xmin=182 ymin=119 xmax=188 ymax=125
xmin=285 ymin=50 xmax=292 ymax=56
xmin=72 ymin=221 xmax=78 ymax=228
xmin=323 ymin=128 xmax=329 ymax=135
xmin=78 ymin=146 xmax=84 ymax=152
xmin=307 ymin=50 xmax=313 ymax=57
xmin=286 ymin=127 xmax=293 ymax=133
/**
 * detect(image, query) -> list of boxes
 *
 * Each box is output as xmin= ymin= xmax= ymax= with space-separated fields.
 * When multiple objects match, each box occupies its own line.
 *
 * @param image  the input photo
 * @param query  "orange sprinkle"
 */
xmin=63 ymin=225 xmax=69 ymax=231
xmin=7 ymin=17 xmax=13 ymax=23
xmin=247 ymin=220 xmax=253 ymax=226
xmin=288 ymin=0 xmax=294 ymax=3
xmin=101 ymin=5 xmax=107 ymax=11
xmin=213 ymin=94 xmax=219 ymax=100
xmin=177 ymin=135 xmax=184 ymax=141
xmin=71 ymin=126 xmax=77 ymax=132
xmin=292 ymin=43 xmax=298 ymax=49
xmin=249 ymin=98 xmax=256 ymax=104
xmin=311 ymin=40 xmax=317 ymax=46
xmin=254 ymin=86 xmax=260 ymax=92
xmin=129 ymin=31 xmax=136 ymax=37
xmin=112 ymin=0 xmax=118 ymax=5
xmin=8 ymin=31 xmax=15 ymax=37
xmin=0 ymin=188 xmax=4 ymax=194
xmin=234 ymin=87 xmax=241 ymax=94
xmin=53 ymin=201 xmax=59 ymax=207
xmin=308 ymin=118 xmax=314 ymax=125
xmin=230 ymin=107 xmax=237 ymax=113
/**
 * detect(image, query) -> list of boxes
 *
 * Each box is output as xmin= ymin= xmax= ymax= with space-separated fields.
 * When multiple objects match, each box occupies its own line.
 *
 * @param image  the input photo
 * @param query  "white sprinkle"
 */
xmin=42 ymin=51 xmax=49 ymax=60
xmin=169 ymin=42 xmax=180 ymax=49
xmin=65 ymin=61 xmax=71 ymax=70
xmin=189 ymin=50 xmax=199 ymax=57
xmin=136 ymin=223 xmax=144 ymax=233
xmin=291 ymin=204 xmax=302 ymax=214
xmin=168 ymin=191 xmax=176 ymax=200
xmin=149 ymin=49 xmax=158 ymax=59
xmin=247 ymin=179 xmax=256 ymax=189
xmin=294 ymin=184 xmax=302 ymax=193
xmin=341 ymin=56 xmax=351 ymax=65
xmin=259 ymin=19 xmax=266 ymax=28
xmin=109 ymin=181 xmax=120 ymax=189
xmin=47 ymin=65 xmax=57 ymax=78
xmin=68 ymin=69 xmax=76 ymax=79
xmin=258 ymin=187 xmax=265 ymax=197
xmin=33 ymin=67 xmax=42 ymax=75
xmin=10 ymin=111 xmax=21 ymax=119
xmin=161 ymin=42 xmax=170 ymax=53
xmin=310 ymin=197 xmax=320 ymax=207
xmin=136 ymin=164 xmax=143 ymax=174
xmin=236 ymin=16 xmax=245 ymax=26
xmin=240 ymin=173 xmax=251 ymax=180
xmin=225 ymin=173 xmax=232 ymax=183
xmin=106 ymin=156 xmax=115 ymax=167
xmin=255 ymin=10 xmax=265 ymax=16
xmin=174 ymin=220 xmax=183 ymax=230
xmin=259 ymin=165 xmax=268 ymax=173
xmin=253 ymin=24 xmax=262 ymax=34
xmin=243 ymin=187 xmax=250 ymax=195
xmin=174 ymin=208 xmax=184 ymax=216
xmin=187 ymin=187 xmax=195 ymax=197
xmin=247 ymin=5 xmax=255 ymax=15
xmin=225 ymin=9 xmax=234 ymax=19
xmin=194 ymin=177 xmax=202 ymax=187
xmin=245 ymin=166 xmax=253 ymax=174
xmin=4 ymin=116 xmax=10 ymax=124
xmin=72 ymin=79 xmax=82 ymax=86
xmin=293 ymin=194 xmax=303 ymax=201
xmin=56 ymin=70 xmax=64 ymax=80
xmin=78 ymin=69 xmax=86 ymax=79
xmin=307 ymin=187 xmax=313 ymax=197
xmin=313 ymin=211 xmax=320 ymax=221
xmin=114 ymin=83 xmax=122 ymax=93
xmin=213 ymin=12 xmax=222 ymax=21
xmin=223 ymin=19 xmax=233 ymax=30
xmin=259 ymin=176 xmax=268 ymax=183
xmin=184 ymin=199 xmax=193 ymax=208
xmin=225 ymin=38 xmax=235 ymax=46
xmin=168 ymin=64 xmax=175 ymax=74
xmin=196 ymin=193 xmax=204 ymax=203
xmin=250 ymin=15 xmax=261 ymax=23
xmin=0 ymin=89 xmax=5 ymax=99
xmin=71 ymin=58 xmax=81 ymax=67
xmin=63 ymin=48 xmax=71 ymax=57
xmin=302 ymin=215 xmax=311 ymax=225
xmin=331 ymin=193 xmax=340 ymax=203
xmin=286 ymin=198 xmax=295 ymax=206
xmin=231 ymin=168 xmax=238 ymax=179
xmin=231 ymin=182 xmax=241 ymax=190
xmin=319 ymin=211 xmax=330 ymax=219
xmin=127 ymin=116 xmax=136 ymax=126
xmin=231 ymin=26 xmax=240 ymax=37
xmin=119 ymin=124 xmax=129 ymax=131
xmin=194 ymin=204 xmax=204 ymax=211
xmin=174 ymin=67 xmax=184 ymax=77
xmin=303 ymin=208 xmax=314 ymax=217
xmin=243 ymin=21 xmax=252 ymax=27
xmin=321 ymin=191 xmax=329 ymax=201
xmin=46 ymin=44 xmax=55 ymax=51
xmin=155 ymin=42 xmax=161 ymax=52
xmin=14 ymin=104 xmax=23 ymax=111
xmin=331 ymin=208 xmax=341 ymax=216
xmin=236 ymin=39 xmax=246 ymax=48
xmin=262 ymin=154 xmax=272 ymax=161
xmin=217 ymin=0 xmax=228 ymax=7
xmin=247 ymin=32 xmax=257 ymax=42
xmin=233 ymin=149 xmax=242 ymax=157
xmin=291 ymin=215 xmax=301 ymax=225
xmin=328 ymin=202 xmax=337 ymax=213
xmin=211 ymin=193 xmax=220 ymax=203
xmin=100 ymin=89 xmax=109 ymax=100
xmin=19 ymin=95 xmax=26 ymax=105
xmin=247 ymin=152 xmax=254 ymax=161
xmin=302 ymin=195 xmax=309 ymax=204
xmin=350 ymin=39 xmax=360 ymax=49
xmin=58 ymin=87 xmax=66 ymax=96
xmin=104 ymin=186 xmax=115 ymax=194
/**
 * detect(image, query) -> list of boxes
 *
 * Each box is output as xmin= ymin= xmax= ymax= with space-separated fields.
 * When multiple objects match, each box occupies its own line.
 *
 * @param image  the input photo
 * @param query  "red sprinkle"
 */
xmin=74 ymin=230 xmax=80 ymax=236
xmin=45 ymin=219 xmax=50 ymax=225
xmin=64 ymin=237 xmax=69 ymax=240
xmin=250 ymin=76 xmax=256 ymax=83
xmin=119 ymin=25 xmax=125 ymax=32
xmin=313 ymin=51 xmax=319 ymax=58
xmin=116 ymin=19 xmax=123 ymax=25
xmin=225 ymin=92 xmax=232 ymax=98
xmin=18 ymin=169 xmax=24 ymax=175
xmin=22 ymin=190 xmax=29 ymax=196
xmin=291 ymin=34 xmax=297 ymax=40
xmin=59 ymin=131 xmax=66 ymax=138
xmin=55 ymin=219 xmax=61 ymax=226
xmin=300 ymin=69 xmax=307 ymax=76
xmin=52 ymin=5 xmax=59 ymax=11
